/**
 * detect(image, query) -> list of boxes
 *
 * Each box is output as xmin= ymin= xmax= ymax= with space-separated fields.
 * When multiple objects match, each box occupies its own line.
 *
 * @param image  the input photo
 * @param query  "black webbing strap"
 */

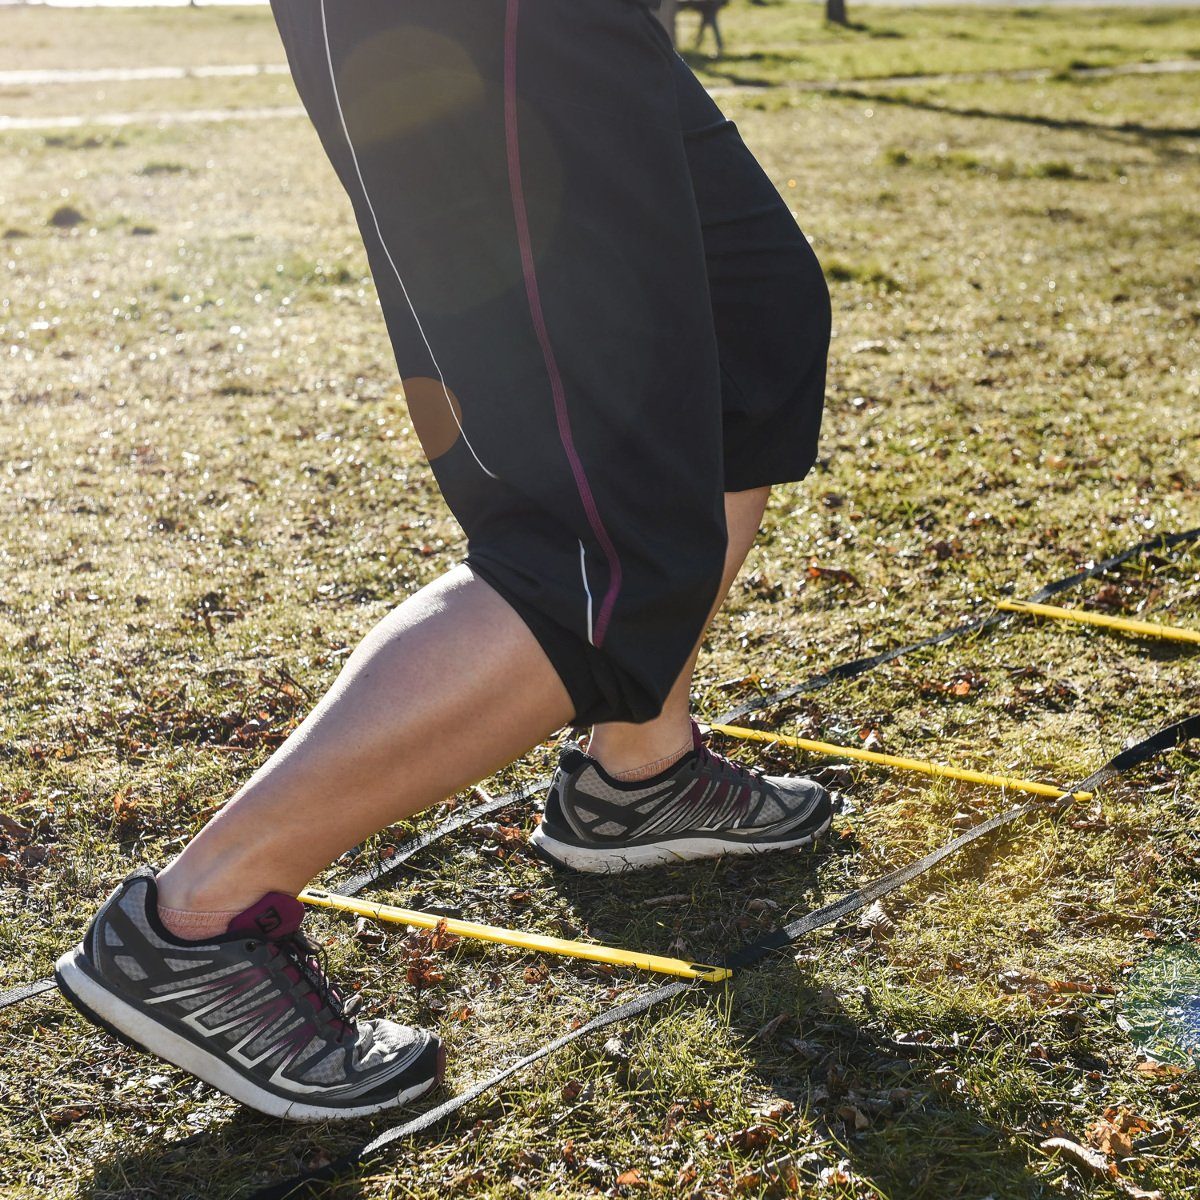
xmin=319 ymin=524 xmax=1200 ymax=901
xmin=718 ymin=525 xmax=1200 ymax=724
xmin=1 ymin=526 xmax=1196 ymax=1017
xmin=0 ymin=977 xmax=57 ymax=1012
xmin=336 ymin=781 xmax=545 ymax=898
xmin=245 ymin=712 xmax=1200 ymax=1199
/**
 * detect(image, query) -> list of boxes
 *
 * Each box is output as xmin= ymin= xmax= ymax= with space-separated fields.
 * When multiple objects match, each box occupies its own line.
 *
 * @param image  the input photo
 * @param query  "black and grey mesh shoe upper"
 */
xmin=541 ymin=721 xmax=831 ymax=850
xmin=60 ymin=866 xmax=441 ymax=1115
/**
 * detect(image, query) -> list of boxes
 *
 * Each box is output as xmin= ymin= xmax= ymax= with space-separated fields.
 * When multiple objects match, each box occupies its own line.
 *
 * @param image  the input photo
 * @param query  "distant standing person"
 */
xmin=55 ymin=0 xmax=832 ymax=1121
xmin=679 ymin=0 xmax=729 ymax=56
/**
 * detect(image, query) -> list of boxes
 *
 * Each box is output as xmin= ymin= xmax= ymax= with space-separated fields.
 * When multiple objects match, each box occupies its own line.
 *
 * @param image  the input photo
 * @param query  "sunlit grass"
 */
xmin=1 ymin=4 xmax=1198 ymax=1199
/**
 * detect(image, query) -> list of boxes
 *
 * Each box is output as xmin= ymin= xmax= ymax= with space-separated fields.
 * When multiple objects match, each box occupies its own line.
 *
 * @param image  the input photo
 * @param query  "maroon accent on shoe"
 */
xmin=697 ymin=739 xmax=761 ymax=786
xmin=708 ymin=778 xmax=734 ymax=815
xmin=689 ymin=719 xmax=705 ymax=752
xmin=227 ymin=893 xmax=352 ymax=1039
xmin=226 ymin=893 xmax=305 ymax=939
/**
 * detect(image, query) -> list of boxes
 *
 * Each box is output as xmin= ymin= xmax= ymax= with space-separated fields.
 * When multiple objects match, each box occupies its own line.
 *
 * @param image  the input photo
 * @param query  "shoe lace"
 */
xmin=268 ymin=929 xmax=353 ymax=1040
xmin=695 ymin=742 xmax=765 ymax=812
xmin=698 ymin=741 xmax=762 ymax=782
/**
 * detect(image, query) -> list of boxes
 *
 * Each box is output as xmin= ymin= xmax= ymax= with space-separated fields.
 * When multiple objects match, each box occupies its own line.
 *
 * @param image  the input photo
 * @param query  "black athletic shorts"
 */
xmin=269 ymin=0 xmax=830 ymax=727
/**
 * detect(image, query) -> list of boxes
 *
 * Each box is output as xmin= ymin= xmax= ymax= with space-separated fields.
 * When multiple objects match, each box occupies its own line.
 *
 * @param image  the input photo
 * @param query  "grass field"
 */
xmin=2 ymin=2 xmax=1199 ymax=1197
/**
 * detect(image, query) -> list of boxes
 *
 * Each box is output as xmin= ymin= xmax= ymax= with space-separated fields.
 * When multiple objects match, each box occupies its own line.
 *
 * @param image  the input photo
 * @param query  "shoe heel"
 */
xmin=54 ymin=951 xmax=155 ymax=1058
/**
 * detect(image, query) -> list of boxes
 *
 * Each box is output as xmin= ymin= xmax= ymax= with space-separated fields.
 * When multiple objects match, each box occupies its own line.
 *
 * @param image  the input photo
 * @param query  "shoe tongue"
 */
xmin=559 ymin=741 xmax=589 ymax=771
xmin=225 ymin=892 xmax=305 ymax=939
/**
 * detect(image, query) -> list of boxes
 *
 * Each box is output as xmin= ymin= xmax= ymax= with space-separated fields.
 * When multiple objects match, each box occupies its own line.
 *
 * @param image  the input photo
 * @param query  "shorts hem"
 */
xmin=464 ymin=554 xmax=607 ymax=727
xmin=723 ymin=452 xmax=819 ymax=495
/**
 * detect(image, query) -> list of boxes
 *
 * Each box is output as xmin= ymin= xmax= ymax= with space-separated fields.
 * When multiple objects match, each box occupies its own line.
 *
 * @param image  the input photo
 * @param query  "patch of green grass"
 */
xmin=885 ymin=145 xmax=1093 ymax=181
xmin=824 ymin=259 xmax=903 ymax=292
xmin=41 ymin=130 xmax=125 ymax=151
xmin=1 ymin=6 xmax=1199 ymax=1200
xmin=680 ymin=2 xmax=1200 ymax=88
xmin=137 ymin=160 xmax=191 ymax=177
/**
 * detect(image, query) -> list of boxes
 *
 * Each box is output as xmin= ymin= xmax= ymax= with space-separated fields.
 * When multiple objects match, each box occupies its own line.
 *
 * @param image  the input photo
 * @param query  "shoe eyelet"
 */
xmin=244 ymin=941 xmax=257 ymax=953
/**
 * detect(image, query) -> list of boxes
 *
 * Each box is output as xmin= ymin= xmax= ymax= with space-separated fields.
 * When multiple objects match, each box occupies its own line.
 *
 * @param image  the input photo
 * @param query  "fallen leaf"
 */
xmin=1040 ymin=1137 xmax=1117 ymax=1181
xmin=675 ymin=1162 xmax=698 ymax=1188
xmin=755 ymin=1099 xmax=795 ymax=1121
xmin=1087 ymin=1108 xmax=1151 ymax=1161
xmin=664 ymin=1103 xmax=688 ymax=1133
xmin=807 ymin=559 xmax=860 ymax=587
xmin=820 ymin=1161 xmax=857 ymax=1186
xmin=352 ymin=916 xmax=385 ymax=948
xmin=1093 ymin=583 xmax=1127 ymax=611
xmin=730 ymin=1123 xmax=775 ymax=1152
xmin=837 ymin=1104 xmax=870 ymax=1131
xmin=110 ymin=791 xmax=140 ymax=836
xmin=1088 ymin=1119 xmax=1134 ymax=1160
xmin=1134 ymin=1061 xmax=1189 ymax=1079
xmin=429 ymin=917 xmax=459 ymax=952
xmin=754 ymin=1013 xmax=790 ymax=1041
xmin=859 ymin=900 xmax=896 ymax=942
xmin=0 ymin=814 xmax=33 ymax=841
xmin=404 ymin=959 xmax=444 ymax=988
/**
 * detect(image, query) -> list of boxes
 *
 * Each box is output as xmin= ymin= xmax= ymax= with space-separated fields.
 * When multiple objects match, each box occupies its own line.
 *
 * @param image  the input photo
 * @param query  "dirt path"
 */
xmin=3 ymin=56 xmax=1196 ymax=131
xmin=0 ymin=102 xmax=303 ymax=130
xmin=0 ymin=62 xmax=287 ymax=86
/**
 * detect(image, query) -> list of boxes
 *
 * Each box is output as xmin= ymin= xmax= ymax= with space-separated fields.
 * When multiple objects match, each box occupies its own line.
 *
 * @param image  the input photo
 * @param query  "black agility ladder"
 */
xmin=0 ymin=526 xmax=1197 ymax=1197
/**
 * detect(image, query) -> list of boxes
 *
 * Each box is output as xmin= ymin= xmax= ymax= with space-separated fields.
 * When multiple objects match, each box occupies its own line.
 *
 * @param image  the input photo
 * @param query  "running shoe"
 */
xmin=530 ymin=721 xmax=832 ymax=873
xmin=54 ymin=866 xmax=444 ymax=1121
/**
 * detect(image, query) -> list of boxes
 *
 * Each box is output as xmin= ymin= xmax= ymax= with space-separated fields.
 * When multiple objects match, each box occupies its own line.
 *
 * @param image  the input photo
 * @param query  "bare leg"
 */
xmin=586 ymin=486 xmax=769 ymax=777
xmin=154 ymin=566 xmax=574 ymax=914
xmin=156 ymin=488 xmax=768 ymax=912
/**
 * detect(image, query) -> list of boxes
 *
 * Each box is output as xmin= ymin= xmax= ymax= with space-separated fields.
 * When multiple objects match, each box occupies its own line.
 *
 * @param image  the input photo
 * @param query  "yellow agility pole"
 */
xmin=996 ymin=598 xmax=1200 ymax=646
xmin=707 ymin=723 xmax=1092 ymax=802
xmin=299 ymin=888 xmax=732 ymax=983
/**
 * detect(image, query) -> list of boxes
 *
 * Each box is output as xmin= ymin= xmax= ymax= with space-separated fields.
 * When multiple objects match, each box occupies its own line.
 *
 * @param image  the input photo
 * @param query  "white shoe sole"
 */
xmin=529 ymin=811 xmax=832 ymax=874
xmin=54 ymin=947 xmax=441 ymax=1121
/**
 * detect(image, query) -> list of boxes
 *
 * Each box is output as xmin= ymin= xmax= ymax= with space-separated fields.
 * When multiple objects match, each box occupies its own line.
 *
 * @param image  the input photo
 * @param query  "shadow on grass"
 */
xmin=686 ymin=50 xmax=810 ymax=89
xmin=730 ymin=974 xmax=1060 ymax=1199
xmin=69 ymin=791 xmax=1073 ymax=1199
xmin=548 ymin=813 xmax=1058 ymax=1198
xmin=824 ymin=85 xmax=1200 ymax=144
xmin=80 ymin=1108 xmax=372 ymax=1199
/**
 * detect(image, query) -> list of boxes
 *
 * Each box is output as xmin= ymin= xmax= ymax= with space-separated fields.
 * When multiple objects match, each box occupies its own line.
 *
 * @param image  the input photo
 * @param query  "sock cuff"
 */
xmin=157 ymin=902 xmax=242 ymax=941
xmin=608 ymin=736 xmax=695 ymax=782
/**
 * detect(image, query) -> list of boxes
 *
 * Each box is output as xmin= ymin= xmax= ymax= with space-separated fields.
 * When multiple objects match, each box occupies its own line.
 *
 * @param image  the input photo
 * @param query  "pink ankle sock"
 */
xmin=607 ymin=736 xmax=694 ymax=782
xmin=157 ymin=902 xmax=242 ymax=941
